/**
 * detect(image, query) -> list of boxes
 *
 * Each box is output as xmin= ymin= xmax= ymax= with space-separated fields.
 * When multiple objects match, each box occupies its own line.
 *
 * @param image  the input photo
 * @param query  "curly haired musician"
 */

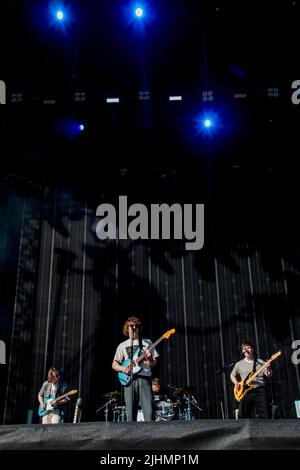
xmin=230 ymin=341 xmax=272 ymax=418
xmin=112 ymin=316 xmax=159 ymax=421
xmin=38 ymin=367 xmax=70 ymax=424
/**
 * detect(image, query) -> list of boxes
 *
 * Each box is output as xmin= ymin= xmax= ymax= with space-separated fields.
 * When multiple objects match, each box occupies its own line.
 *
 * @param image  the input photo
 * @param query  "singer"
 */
xmin=112 ymin=316 xmax=159 ymax=421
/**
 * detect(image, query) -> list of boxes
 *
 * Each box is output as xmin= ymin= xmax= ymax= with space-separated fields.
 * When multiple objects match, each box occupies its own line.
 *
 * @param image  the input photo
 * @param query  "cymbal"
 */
xmin=102 ymin=391 xmax=121 ymax=400
xmin=172 ymin=386 xmax=194 ymax=399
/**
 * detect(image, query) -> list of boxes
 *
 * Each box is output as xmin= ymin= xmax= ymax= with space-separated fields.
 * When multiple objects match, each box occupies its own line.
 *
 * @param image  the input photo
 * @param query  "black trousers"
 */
xmin=238 ymin=386 xmax=269 ymax=419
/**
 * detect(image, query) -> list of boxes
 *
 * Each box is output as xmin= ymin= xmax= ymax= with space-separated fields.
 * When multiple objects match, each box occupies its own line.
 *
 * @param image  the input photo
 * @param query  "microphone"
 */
xmin=167 ymin=384 xmax=176 ymax=389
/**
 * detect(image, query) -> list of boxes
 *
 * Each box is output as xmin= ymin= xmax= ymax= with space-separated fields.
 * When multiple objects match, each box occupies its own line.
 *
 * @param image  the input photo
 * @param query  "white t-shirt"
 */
xmin=231 ymin=358 xmax=267 ymax=388
xmin=114 ymin=338 xmax=159 ymax=377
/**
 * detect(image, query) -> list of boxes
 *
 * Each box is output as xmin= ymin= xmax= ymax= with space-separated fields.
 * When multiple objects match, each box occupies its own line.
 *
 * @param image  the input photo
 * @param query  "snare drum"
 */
xmin=155 ymin=400 xmax=175 ymax=421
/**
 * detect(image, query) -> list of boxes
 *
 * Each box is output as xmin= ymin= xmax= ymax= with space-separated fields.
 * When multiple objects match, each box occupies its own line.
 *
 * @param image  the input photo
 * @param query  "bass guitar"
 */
xmin=38 ymin=389 xmax=78 ymax=417
xmin=118 ymin=328 xmax=176 ymax=386
xmin=234 ymin=351 xmax=281 ymax=401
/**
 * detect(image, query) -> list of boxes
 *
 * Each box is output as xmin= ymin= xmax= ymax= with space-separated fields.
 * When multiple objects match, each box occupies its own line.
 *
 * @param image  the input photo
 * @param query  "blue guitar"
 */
xmin=118 ymin=329 xmax=176 ymax=386
xmin=38 ymin=389 xmax=78 ymax=417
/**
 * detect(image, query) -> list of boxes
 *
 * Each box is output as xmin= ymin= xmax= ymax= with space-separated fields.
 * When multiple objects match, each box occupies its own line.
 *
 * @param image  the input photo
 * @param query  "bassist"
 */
xmin=230 ymin=341 xmax=272 ymax=418
xmin=112 ymin=317 xmax=159 ymax=421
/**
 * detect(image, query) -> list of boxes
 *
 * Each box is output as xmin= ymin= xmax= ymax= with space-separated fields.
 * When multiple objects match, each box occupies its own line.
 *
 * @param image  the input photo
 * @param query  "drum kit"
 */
xmin=96 ymin=385 xmax=203 ymax=422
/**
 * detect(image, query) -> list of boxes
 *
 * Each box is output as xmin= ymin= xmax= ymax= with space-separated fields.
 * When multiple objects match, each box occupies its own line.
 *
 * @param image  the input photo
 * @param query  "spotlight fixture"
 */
xmin=202 ymin=90 xmax=214 ymax=102
xmin=74 ymin=91 xmax=87 ymax=103
xmin=134 ymin=6 xmax=144 ymax=19
xmin=56 ymin=10 xmax=64 ymax=21
xmin=10 ymin=92 xmax=23 ymax=104
xmin=138 ymin=90 xmax=150 ymax=101
xmin=169 ymin=96 xmax=183 ymax=101
xmin=106 ymin=97 xmax=120 ymax=103
xmin=267 ymin=87 xmax=280 ymax=97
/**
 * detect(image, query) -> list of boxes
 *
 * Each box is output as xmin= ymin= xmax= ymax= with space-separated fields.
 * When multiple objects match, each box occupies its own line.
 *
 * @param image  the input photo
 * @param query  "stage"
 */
xmin=0 ymin=419 xmax=300 ymax=451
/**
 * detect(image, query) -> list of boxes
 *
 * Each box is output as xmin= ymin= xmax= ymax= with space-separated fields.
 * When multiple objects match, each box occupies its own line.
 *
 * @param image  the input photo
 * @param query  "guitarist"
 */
xmin=38 ymin=367 xmax=70 ymax=424
xmin=230 ymin=341 xmax=273 ymax=419
xmin=112 ymin=317 xmax=159 ymax=421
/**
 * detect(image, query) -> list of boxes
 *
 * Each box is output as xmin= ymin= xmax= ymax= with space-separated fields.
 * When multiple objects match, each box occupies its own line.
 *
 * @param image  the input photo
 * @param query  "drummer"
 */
xmin=151 ymin=378 xmax=168 ymax=402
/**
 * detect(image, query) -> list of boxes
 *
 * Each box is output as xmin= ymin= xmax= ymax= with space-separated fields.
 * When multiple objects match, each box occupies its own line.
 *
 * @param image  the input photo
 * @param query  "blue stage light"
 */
xmin=194 ymin=110 xmax=221 ymax=137
xmin=56 ymin=10 xmax=64 ymax=21
xmin=204 ymin=119 xmax=212 ymax=128
xmin=79 ymin=124 xmax=85 ymax=132
xmin=134 ymin=6 xmax=144 ymax=18
xmin=47 ymin=2 xmax=73 ymax=30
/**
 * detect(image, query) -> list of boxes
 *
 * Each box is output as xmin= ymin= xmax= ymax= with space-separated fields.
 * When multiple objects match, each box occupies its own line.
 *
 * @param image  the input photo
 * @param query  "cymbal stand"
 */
xmin=190 ymin=395 xmax=203 ymax=415
xmin=96 ymin=398 xmax=115 ymax=422
xmin=183 ymin=393 xmax=193 ymax=421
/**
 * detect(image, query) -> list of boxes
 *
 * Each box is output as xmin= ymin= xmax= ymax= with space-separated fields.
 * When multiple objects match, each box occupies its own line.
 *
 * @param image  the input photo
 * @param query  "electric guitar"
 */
xmin=234 ymin=351 xmax=281 ymax=401
xmin=38 ymin=389 xmax=78 ymax=417
xmin=118 ymin=329 xmax=176 ymax=386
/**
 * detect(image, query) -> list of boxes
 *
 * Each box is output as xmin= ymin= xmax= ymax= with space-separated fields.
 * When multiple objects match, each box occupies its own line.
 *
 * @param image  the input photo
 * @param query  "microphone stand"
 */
xmin=130 ymin=326 xmax=138 ymax=421
xmin=215 ymin=357 xmax=239 ymax=419
xmin=215 ymin=359 xmax=237 ymax=376
xmin=96 ymin=398 xmax=115 ymax=422
xmin=190 ymin=394 xmax=204 ymax=414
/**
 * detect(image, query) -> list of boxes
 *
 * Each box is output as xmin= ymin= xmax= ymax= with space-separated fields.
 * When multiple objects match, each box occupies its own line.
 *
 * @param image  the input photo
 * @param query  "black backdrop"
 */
xmin=1 ymin=163 xmax=300 ymax=424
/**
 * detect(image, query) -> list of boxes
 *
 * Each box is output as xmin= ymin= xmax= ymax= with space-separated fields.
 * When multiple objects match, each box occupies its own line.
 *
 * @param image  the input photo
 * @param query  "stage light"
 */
xmin=202 ymin=90 xmax=214 ymax=102
xmin=204 ymin=119 xmax=212 ymax=128
xmin=122 ymin=2 xmax=153 ymax=28
xmin=56 ymin=10 xmax=64 ymax=21
xmin=138 ymin=90 xmax=150 ymax=101
xmin=74 ymin=91 xmax=87 ymax=103
xmin=195 ymin=110 xmax=220 ymax=137
xmin=169 ymin=96 xmax=183 ymax=101
xmin=267 ymin=87 xmax=280 ymax=97
xmin=134 ymin=6 xmax=144 ymax=19
xmin=233 ymin=93 xmax=247 ymax=99
xmin=11 ymin=93 xmax=23 ymax=104
xmin=55 ymin=117 xmax=86 ymax=139
xmin=106 ymin=97 xmax=120 ymax=103
xmin=48 ymin=2 xmax=73 ymax=30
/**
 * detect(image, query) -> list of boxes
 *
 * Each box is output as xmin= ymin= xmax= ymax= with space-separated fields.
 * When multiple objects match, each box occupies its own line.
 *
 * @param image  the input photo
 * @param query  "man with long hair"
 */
xmin=38 ymin=367 xmax=70 ymax=424
xmin=112 ymin=316 xmax=159 ymax=421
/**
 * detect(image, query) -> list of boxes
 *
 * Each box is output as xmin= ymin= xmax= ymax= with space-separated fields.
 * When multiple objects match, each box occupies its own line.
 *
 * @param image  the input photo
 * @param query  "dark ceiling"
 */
xmin=0 ymin=1 xmax=299 ymax=181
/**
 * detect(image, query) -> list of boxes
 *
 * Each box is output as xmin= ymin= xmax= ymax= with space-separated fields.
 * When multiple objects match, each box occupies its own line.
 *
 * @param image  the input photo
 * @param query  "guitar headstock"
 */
xmin=271 ymin=351 xmax=281 ymax=361
xmin=69 ymin=390 xmax=78 ymax=395
xmin=163 ymin=329 xmax=176 ymax=340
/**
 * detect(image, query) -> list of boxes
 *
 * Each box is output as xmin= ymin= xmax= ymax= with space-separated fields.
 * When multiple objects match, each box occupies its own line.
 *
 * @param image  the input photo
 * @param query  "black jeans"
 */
xmin=238 ymin=386 xmax=269 ymax=418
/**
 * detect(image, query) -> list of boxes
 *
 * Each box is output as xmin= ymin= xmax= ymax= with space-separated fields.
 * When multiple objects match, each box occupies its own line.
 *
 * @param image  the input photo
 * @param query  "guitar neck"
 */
xmin=246 ymin=359 xmax=272 ymax=385
xmin=73 ymin=406 xmax=79 ymax=423
xmin=135 ymin=334 xmax=165 ymax=365
xmin=54 ymin=391 xmax=71 ymax=403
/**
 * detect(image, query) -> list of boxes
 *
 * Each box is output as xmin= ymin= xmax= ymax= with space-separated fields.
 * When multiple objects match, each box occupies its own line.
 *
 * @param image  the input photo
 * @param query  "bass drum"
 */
xmin=155 ymin=400 xmax=175 ymax=421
